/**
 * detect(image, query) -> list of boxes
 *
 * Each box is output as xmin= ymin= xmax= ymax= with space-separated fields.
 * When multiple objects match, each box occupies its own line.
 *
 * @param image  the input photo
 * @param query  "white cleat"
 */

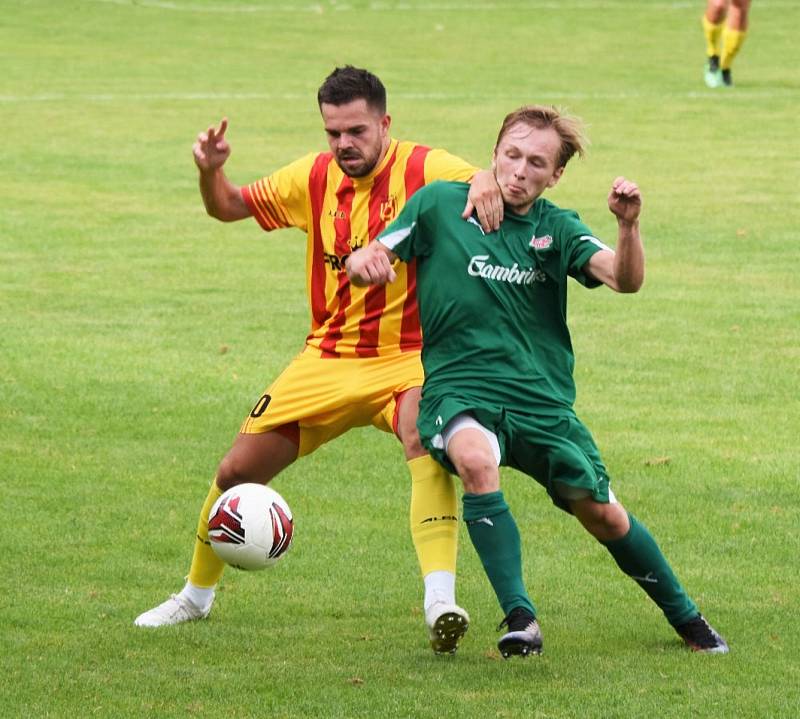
xmin=134 ymin=593 xmax=212 ymax=628
xmin=425 ymin=602 xmax=470 ymax=655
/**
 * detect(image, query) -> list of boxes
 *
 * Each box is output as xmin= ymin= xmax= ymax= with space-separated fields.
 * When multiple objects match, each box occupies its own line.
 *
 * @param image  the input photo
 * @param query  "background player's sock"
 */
xmin=702 ymin=14 xmax=724 ymax=57
xmin=602 ymin=513 xmax=698 ymax=626
xmin=187 ymin=480 xmax=225 ymax=589
xmin=463 ymin=491 xmax=536 ymax=617
xmin=721 ymin=28 xmax=747 ymax=70
xmin=408 ymin=456 xmax=459 ymax=608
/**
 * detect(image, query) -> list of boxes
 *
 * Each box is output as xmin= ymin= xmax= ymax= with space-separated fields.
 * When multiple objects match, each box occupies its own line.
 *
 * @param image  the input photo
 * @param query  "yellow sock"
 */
xmin=721 ymin=28 xmax=747 ymax=70
xmin=187 ymin=481 xmax=225 ymax=588
xmin=408 ymin=455 xmax=458 ymax=576
xmin=702 ymin=15 xmax=724 ymax=57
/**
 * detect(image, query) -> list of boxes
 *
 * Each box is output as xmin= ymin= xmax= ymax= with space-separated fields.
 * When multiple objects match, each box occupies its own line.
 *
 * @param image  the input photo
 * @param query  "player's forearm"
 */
xmin=198 ymin=169 xmax=248 ymax=222
xmin=613 ymin=220 xmax=645 ymax=292
xmin=346 ymin=241 xmax=398 ymax=287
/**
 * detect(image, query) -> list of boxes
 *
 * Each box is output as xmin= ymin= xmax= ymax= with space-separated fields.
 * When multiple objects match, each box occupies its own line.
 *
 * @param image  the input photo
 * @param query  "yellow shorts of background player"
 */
xmin=240 ymin=347 xmax=425 ymax=456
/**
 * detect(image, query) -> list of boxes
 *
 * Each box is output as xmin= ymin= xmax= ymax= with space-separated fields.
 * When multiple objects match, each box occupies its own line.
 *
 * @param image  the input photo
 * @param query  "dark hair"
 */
xmin=317 ymin=65 xmax=387 ymax=113
xmin=495 ymin=105 xmax=587 ymax=169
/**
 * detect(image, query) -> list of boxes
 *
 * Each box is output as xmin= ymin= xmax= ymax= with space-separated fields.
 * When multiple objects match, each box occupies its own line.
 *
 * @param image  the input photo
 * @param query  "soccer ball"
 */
xmin=208 ymin=483 xmax=294 ymax=571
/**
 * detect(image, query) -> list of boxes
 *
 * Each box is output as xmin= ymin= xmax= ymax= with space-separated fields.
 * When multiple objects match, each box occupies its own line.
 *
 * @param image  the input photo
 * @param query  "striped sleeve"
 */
xmin=241 ymin=153 xmax=317 ymax=233
xmin=423 ymin=148 xmax=478 ymax=184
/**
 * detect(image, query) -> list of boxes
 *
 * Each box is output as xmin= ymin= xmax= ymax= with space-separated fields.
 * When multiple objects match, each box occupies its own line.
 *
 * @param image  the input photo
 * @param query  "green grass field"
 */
xmin=3 ymin=1 xmax=799 ymax=717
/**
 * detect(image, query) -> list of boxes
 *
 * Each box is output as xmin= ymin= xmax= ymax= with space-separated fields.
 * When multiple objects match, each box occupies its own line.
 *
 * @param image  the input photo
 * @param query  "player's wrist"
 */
xmin=616 ymin=217 xmax=640 ymax=230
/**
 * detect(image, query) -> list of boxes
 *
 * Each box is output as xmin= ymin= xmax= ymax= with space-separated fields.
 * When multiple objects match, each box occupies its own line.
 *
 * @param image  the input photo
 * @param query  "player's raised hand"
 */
xmin=346 ymin=243 xmax=397 ymax=287
xmin=193 ymin=118 xmax=231 ymax=172
xmin=463 ymin=169 xmax=503 ymax=232
xmin=608 ymin=176 xmax=642 ymax=224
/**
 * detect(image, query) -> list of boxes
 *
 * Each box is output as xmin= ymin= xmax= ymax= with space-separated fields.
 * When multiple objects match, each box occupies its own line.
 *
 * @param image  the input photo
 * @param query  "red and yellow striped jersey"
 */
xmin=241 ymin=138 xmax=477 ymax=358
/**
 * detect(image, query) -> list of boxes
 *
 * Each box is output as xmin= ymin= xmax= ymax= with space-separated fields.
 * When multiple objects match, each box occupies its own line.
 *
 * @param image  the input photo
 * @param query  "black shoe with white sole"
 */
xmin=675 ymin=614 xmax=729 ymax=654
xmin=497 ymin=606 xmax=543 ymax=658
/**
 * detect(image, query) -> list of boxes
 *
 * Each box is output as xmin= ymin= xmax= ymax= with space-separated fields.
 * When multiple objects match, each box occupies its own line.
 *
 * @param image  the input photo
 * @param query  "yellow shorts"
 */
xmin=239 ymin=348 xmax=424 ymax=457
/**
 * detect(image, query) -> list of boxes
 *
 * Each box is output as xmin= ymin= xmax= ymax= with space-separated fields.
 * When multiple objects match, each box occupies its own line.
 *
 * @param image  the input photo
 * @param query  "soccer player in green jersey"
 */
xmin=346 ymin=105 xmax=729 ymax=658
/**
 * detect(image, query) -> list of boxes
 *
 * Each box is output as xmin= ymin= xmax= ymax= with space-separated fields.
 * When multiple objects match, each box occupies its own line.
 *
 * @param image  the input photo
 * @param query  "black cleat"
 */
xmin=497 ymin=607 xmax=543 ymax=658
xmin=675 ymin=614 xmax=729 ymax=654
xmin=721 ymin=68 xmax=733 ymax=87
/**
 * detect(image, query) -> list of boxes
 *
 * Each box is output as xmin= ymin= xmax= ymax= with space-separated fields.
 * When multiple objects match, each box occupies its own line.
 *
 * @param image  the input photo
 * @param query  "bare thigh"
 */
xmin=215 ymin=428 xmax=299 ymax=492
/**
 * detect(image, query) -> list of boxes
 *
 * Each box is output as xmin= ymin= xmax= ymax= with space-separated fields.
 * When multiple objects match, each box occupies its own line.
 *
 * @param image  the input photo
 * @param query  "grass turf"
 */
xmin=2 ymin=1 xmax=799 ymax=717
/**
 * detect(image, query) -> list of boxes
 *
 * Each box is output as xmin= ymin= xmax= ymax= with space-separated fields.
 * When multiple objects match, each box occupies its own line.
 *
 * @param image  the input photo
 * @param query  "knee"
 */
xmin=706 ymin=0 xmax=727 ymax=20
xmin=572 ymin=500 xmax=630 ymax=542
xmin=452 ymin=446 xmax=499 ymax=494
xmin=215 ymin=454 xmax=263 ymax=493
xmin=395 ymin=388 xmax=425 ymax=459
xmin=399 ymin=425 xmax=426 ymax=459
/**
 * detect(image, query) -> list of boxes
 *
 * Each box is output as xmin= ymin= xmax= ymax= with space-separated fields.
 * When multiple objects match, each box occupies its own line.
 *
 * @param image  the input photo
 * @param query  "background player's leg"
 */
xmin=705 ymin=0 xmax=728 ymax=26
xmin=134 ymin=428 xmax=298 ymax=627
xmin=702 ymin=0 xmax=727 ymax=86
xmin=720 ymin=0 xmax=750 ymax=85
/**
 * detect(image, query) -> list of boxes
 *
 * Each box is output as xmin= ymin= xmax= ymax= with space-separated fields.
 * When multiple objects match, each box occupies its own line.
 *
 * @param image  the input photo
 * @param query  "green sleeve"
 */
xmin=558 ymin=210 xmax=609 ymax=288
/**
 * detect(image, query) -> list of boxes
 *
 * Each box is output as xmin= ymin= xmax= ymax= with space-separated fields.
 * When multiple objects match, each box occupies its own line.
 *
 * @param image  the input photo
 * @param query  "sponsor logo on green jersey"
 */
xmin=467 ymin=254 xmax=546 ymax=285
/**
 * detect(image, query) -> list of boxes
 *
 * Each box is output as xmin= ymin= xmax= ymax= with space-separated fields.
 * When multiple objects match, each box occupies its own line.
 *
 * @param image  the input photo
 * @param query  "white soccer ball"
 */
xmin=208 ymin=483 xmax=294 ymax=570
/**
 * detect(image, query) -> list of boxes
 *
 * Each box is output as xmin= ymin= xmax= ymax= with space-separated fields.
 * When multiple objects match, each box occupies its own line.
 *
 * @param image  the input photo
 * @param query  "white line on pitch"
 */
xmin=2 ymin=89 xmax=796 ymax=103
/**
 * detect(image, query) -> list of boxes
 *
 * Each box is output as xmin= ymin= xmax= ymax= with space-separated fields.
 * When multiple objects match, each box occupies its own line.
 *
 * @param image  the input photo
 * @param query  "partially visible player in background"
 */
xmin=702 ymin=0 xmax=752 ymax=87
xmin=134 ymin=66 xmax=503 ymax=656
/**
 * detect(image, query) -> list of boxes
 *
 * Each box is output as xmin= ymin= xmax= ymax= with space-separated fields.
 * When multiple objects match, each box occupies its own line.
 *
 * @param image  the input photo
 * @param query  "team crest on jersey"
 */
xmin=379 ymin=196 xmax=398 ymax=222
xmin=530 ymin=234 xmax=553 ymax=250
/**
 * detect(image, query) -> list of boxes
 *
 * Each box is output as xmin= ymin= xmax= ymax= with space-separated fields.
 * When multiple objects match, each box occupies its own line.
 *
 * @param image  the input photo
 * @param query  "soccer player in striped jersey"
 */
xmin=134 ymin=66 xmax=502 ymax=655
xmin=702 ymin=0 xmax=752 ymax=87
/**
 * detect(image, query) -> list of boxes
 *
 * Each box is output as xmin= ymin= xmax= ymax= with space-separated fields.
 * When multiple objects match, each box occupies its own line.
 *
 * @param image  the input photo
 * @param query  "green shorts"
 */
xmin=420 ymin=395 xmax=612 ymax=513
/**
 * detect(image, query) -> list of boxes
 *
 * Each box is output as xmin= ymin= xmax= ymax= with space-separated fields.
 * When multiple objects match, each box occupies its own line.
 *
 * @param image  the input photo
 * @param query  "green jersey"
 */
xmin=378 ymin=181 xmax=606 ymax=416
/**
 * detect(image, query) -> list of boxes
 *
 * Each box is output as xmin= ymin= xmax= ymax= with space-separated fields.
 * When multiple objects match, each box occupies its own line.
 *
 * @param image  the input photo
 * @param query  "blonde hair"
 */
xmin=495 ymin=105 xmax=587 ymax=168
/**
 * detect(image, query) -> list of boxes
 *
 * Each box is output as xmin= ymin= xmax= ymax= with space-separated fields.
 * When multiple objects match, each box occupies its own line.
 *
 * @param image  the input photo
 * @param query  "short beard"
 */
xmin=337 ymin=156 xmax=379 ymax=178
xmin=336 ymin=141 xmax=384 ymax=178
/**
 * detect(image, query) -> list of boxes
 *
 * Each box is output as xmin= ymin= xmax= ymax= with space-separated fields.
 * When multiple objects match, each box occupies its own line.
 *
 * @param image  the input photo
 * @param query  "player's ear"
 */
xmin=381 ymin=113 xmax=391 ymax=134
xmin=547 ymin=166 xmax=565 ymax=188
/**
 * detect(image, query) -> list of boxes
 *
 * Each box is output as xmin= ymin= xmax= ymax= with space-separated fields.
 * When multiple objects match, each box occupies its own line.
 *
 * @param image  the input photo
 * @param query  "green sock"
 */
xmin=602 ymin=513 xmax=698 ymax=626
xmin=463 ymin=491 xmax=536 ymax=617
